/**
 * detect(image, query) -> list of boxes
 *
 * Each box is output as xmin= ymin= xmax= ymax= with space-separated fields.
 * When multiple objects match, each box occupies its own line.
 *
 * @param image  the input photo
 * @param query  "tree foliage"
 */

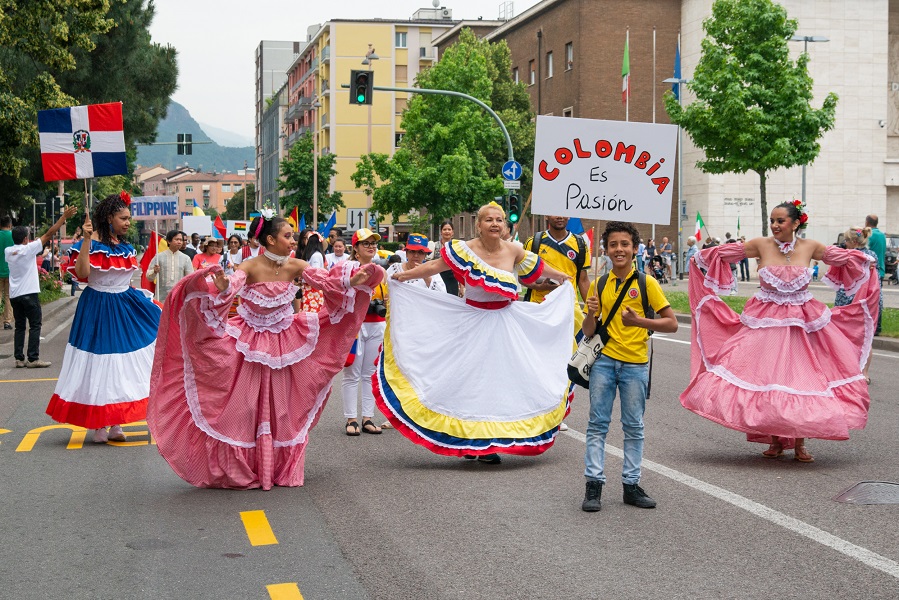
xmin=351 ymin=28 xmax=533 ymax=224
xmin=0 ymin=0 xmax=114 ymax=181
xmin=663 ymin=0 xmax=837 ymax=236
xmin=223 ymin=183 xmax=256 ymax=220
xmin=0 ymin=0 xmax=178 ymax=220
xmin=278 ymin=132 xmax=343 ymax=223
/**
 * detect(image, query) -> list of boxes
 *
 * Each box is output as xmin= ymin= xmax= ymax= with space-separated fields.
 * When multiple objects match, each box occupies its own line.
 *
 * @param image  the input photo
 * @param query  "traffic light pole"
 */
xmin=343 ymin=84 xmax=515 ymax=164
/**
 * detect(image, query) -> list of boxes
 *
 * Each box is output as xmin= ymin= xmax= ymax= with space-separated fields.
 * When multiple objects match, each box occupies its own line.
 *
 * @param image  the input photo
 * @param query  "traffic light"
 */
xmin=350 ymin=69 xmax=373 ymax=105
xmin=177 ymin=133 xmax=193 ymax=155
xmin=508 ymin=195 xmax=521 ymax=224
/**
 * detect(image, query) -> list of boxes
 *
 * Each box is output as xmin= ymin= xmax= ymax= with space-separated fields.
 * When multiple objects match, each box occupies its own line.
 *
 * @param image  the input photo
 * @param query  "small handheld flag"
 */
xmin=695 ymin=211 xmax=705 ymax=241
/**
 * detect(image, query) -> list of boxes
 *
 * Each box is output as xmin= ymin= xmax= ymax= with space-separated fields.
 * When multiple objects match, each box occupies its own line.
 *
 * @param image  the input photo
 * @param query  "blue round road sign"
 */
xmin=502 ymin=160 xmax=522 ymax=181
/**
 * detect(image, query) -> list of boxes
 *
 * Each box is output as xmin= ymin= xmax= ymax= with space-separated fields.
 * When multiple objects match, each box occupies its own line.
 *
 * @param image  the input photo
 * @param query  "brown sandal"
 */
xmin=345 ymin=420 xmax=360 ymax=436
xmin=794 ymin=444 xmax=814 ymax=463
xmin=762 ymin=442 xmax=784 ymax=458
xmin=361 ymin=419 xmax=382 ymax=434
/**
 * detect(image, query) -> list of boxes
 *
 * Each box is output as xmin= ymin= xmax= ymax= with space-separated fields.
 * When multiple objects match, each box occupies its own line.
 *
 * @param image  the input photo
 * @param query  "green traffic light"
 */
xmin=357 ymin=93 xmax=366 ymax=103
xmin=509 ymin=213 xmax=520 ymax=223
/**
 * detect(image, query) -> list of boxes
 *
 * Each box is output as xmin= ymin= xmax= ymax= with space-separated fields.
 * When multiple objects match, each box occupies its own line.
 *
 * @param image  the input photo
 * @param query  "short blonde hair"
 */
xmin=476 ymin=201 xmax=505 ymax=223
xmin=843 ymin=226 xmax=871 ymax=248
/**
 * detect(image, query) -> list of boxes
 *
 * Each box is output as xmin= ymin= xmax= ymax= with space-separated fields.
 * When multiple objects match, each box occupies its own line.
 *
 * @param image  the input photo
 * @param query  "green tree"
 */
xmin=0 ymin=0 xmax=114 ymax=182
xmin=352 ymin=28 xmax=531 ymax=224
xmin=664 ymin=0 xmax=837 ymax=236
xmin=278 ymin=132 xmax=342 ymax=223
xmin=223 ymin=183 xmax=256 ymax=220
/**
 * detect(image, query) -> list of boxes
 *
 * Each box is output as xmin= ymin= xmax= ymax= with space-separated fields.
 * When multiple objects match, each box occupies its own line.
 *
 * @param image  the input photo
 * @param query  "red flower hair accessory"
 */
xmin=791 ymin=199 xmax=808 ymax=230
xmin=120 ymin=191 xmax=131 ymax=206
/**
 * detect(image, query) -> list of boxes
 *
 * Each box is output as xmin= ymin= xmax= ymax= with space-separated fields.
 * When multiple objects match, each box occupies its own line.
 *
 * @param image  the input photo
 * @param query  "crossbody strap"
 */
xmin=599 ymin=272 xmax=638 ymax=331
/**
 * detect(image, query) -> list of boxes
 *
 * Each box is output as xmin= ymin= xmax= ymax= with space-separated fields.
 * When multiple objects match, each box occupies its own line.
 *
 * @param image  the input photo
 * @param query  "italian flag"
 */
xmin=622 ymin=31 xmax=630 ymax=105
xmin=695 ymin=211 xmax=705 ymax=241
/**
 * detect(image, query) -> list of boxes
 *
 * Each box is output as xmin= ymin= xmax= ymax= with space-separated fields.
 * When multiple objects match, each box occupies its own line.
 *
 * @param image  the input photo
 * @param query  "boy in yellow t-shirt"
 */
xmin=579 ymin=221 xmax=678 ymax=513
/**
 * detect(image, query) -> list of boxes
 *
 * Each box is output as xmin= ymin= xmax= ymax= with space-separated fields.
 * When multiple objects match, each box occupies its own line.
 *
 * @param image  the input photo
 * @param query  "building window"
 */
xmin=395 ymin=133 xmax=405 ymax=147
xmin=566 ymin=42 xmax=573 ymax=69
xmin=222 ymin=184 xmax=231 ymax=192
xmin=529 ymin=60 xmax=535 ymax=85
xmin=513 ymin=67 xmax=519 ymax=83
xmin=185 ymin=185 xmax=193 ymax=192
xmin=203 ymin=199 xmax=210 ymax=209
xmin=395 ymin=32 xmax=407 ymax=48
xmin=396 ymin=64 xmax=408 ymax=82
xmin=546 ymin=51 xmax=553 ymax=78
xmin=234 ymin=184 xmax=242 ymax=192
xmin=563 ymin=107 xmax=573 ymax=117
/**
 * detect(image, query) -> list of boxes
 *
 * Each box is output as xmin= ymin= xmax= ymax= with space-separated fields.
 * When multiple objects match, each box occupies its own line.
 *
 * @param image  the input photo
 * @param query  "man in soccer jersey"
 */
xmin=524 ymin=216 xmax=592 ymax=432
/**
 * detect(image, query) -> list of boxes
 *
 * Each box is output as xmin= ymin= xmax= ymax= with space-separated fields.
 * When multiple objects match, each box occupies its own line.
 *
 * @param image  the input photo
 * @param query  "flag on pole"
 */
xmin=287 ymin=207 xmax=299 ymax=232
xmin=567 ymin=217 xmax=585 ymax=235
xmin=298 ymin=214 xmax=306 ymax=232
xmin=672 ymin=34 xmax=681 ymax=100
xmin=213 ymin=215 xmax=227 ymax=239
xmin=37 ymin=102 xmax=127 ymax=182
xmin=191 ymin=200 xmax=205 ymax=216
xmin=621 ymin=31 xmax=630 ymax=105
xmin=140 ymin=231 xmax=165 ymax=293
xmin=736 ymin=215 xmax=741 ymax=238
xmin=317 ymin=210 xmax=337 ymax=236
xmin=695 ymin=211 xmax=705 ymax=241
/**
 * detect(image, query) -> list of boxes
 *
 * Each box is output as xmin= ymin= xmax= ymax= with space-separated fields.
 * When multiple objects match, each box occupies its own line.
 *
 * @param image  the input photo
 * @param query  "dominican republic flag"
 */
xmin=37 ymin=102 xmax=127 ymax=182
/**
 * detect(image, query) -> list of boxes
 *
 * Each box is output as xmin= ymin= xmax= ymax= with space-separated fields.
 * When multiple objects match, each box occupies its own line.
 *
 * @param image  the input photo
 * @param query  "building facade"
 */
xmin=282 ymin=10 xmax=455 ymax=236
xmin=260 ymin=81 xmax=289 ymax=211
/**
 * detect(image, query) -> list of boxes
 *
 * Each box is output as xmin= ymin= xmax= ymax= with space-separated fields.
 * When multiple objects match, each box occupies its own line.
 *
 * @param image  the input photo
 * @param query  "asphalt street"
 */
xmin=1 ymin=292 xmax=898 ymax=599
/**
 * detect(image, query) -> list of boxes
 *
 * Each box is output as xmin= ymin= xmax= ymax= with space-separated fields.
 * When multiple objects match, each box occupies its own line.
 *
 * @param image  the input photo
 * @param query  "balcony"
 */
xmin=419 ymin=46 xmax=436 ymax=61
xmin=320 ymin=113 xmax=330 ymax=129
xmin=321 ymin=45 xmax=331 ymax=64
xmin=320 ymin=79 xmax=330 ymax=96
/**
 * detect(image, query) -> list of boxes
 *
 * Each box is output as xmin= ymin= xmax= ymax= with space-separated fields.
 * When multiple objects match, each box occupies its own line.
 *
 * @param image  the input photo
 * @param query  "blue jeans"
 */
xmin=584 ymin=355 xmax=648 ymax=485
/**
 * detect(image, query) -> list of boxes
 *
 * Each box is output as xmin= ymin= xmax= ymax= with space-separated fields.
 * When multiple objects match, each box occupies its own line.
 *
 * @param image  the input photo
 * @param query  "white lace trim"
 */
xmin=694 ymin=248 xmax=738 ymax=295
xmin=739 ymin=308 xmax=831 ymax=333
xmin=239 ymin=284 xmax=299 ymax=307
xmin=180 ymin=293 xmax=255 ymax=449
xmin=753 ymin=288 xmax=814 ymax=305
xmin=225 ymin=313 xmax=320 ymax=369
xmin=272 ymin=384 xmax=332 ymax=448
xmin=236 ymin=302 xmax=295 ymax=333
xmin=859 ymin=301 xmax=875 ymax=372
xmin=822 ymin=259 xmax=872 ymax=298
xmin=328 ymin=261 xmax=361 ymax=324
xmin=694 ymin=295 xmax=864 ymax=397
xmin=256 ymin=422 xmax=271 ymax=438
xmin=758 ymin=267 xmax=811 ymax=293
xmin=196 ymin=294 xmax=228 ymax=336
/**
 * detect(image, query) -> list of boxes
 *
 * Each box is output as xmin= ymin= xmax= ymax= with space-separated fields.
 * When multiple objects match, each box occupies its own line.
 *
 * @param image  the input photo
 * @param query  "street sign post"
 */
xmin=346 ymin=208 xmax=365 ymax=232
xmin=503 ymin=180 xmax=521 ymax=189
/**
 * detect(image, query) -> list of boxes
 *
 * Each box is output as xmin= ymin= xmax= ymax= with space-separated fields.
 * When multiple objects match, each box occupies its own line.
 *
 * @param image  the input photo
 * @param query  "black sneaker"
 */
xmin=623 ymin=483 xmax=656 ymax=508
xmin=3 ymin=323 xmax=11 ymax=330
xmin=581 ymin=480 xmax=603 ymax=512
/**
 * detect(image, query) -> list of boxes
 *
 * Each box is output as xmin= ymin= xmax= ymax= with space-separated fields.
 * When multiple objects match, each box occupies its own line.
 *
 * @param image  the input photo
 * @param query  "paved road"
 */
xmin=1 ymin=298 xmax=898 ymax=599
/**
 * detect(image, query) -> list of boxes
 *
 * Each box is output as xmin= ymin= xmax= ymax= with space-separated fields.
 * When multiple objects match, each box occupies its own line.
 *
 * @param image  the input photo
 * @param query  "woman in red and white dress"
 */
xmin=148 ymin=210 xmax=382 ymax=490
xmin=680 ymin=201 xmax=879 ymax=462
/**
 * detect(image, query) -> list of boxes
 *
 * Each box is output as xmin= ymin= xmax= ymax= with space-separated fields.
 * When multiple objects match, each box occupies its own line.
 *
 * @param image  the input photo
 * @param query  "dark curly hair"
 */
xmin=601 ymin=221 xmax=641 ymax=249
xmin=249 ymin=215 xmax=289 ymax=248
xmin=93 ymin=193 xmax=131 ymax=246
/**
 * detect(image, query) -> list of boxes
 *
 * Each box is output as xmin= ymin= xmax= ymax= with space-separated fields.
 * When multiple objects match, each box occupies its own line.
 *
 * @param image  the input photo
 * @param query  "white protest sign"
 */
xmin=129 ymin=196 xmax=179 ymax=221
xmin=531 ymin=116 xmax=677 ymax=225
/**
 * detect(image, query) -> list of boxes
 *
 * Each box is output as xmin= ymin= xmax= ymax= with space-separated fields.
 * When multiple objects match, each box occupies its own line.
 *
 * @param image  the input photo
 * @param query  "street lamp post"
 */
xmin=312 ymin=99 xmax=321 ymax=230
xmin=664 ymin=76 xmax=691 ymax=282
xmin=789 ymin=35 xmax=829 ymax=209
xmin=361 ymin=45 xmax=379 ymax=224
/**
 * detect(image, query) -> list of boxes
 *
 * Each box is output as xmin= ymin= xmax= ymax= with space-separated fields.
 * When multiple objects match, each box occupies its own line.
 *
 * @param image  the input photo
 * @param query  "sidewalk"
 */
xmin=0 ymin=295 xmax=80 ymax=360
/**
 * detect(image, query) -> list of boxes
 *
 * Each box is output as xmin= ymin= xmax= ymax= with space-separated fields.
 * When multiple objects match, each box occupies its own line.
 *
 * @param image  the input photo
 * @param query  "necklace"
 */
xmin=263 ymin=249 xmax=288 ymax=275
xmin=774 ymin=237 xmax=796 ymax=263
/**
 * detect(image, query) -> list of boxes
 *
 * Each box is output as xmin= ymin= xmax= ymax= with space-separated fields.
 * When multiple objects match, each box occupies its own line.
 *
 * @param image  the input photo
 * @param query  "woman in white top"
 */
xmin=325 ymin=238 xmax=349 ymax=269
xmin=223 ymin=235 xmax=243 ymax=275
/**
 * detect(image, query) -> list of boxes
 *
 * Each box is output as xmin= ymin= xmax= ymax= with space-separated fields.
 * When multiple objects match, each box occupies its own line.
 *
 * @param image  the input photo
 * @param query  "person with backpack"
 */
xmin=524 ymin=216 xmax=592 ymax=431
xmin=579 ymin=221 xmax=678 ymax=513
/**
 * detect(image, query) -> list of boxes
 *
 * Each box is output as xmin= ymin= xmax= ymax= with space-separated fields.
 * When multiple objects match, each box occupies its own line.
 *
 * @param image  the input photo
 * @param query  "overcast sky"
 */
xmin=148 ymin=0 xmax=540 ymax=142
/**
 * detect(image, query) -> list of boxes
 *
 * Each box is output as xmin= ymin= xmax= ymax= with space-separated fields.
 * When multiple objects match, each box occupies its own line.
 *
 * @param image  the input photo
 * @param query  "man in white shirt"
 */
xmin=5 ymin=205 xmax=77 ymax=367
xmin=148 ymin=230 xmax=194 ymax=301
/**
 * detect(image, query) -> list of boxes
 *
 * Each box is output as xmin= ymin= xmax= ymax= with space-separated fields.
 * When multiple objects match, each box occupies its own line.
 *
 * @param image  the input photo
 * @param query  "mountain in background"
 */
xmin=198 ymin=121 xmax=254 ymax=147
xmin=136 ymin=101 xmax=254 ymax=172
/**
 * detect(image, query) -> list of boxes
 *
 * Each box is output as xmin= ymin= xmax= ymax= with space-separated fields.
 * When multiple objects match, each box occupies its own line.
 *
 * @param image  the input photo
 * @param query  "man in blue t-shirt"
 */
xmin=866 ymin=215 xmax=885 ymax=336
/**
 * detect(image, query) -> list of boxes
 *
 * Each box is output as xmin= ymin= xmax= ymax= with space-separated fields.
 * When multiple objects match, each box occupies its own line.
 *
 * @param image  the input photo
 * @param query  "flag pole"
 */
xmin=592 ymin=224 xmax=600 ymax=281
xmin=652 ymin=26 xmax=657 ymax=125
xmin=625 ymin=28 xmax=630 ymax=122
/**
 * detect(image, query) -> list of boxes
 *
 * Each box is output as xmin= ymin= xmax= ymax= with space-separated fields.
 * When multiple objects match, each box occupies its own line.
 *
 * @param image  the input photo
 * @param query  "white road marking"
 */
xmin=563 ymin=428 xmax=899 ymax=580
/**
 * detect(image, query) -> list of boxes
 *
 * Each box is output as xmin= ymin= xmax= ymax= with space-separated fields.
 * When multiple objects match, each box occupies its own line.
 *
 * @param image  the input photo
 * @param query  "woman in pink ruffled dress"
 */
xmin=680 ymin=201 xmax=879 ymax=462
xmin=148 ymin=211 xmax=382 ymax=490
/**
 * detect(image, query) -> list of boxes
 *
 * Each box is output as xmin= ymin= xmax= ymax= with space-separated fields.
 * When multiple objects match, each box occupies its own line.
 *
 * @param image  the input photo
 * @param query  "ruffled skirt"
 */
xmin=375 ymin=281 xmax=574 ymax=457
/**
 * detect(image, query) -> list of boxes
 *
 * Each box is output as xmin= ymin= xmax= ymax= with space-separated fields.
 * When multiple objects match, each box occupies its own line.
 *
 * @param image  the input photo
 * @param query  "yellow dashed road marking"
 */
xmin=240 ymin=510 xmax=278 ymax=546
xmin=0 ymin=378 xmax=59 ymax=383
xmin=266 ymin=583 xmax=303 ymax=599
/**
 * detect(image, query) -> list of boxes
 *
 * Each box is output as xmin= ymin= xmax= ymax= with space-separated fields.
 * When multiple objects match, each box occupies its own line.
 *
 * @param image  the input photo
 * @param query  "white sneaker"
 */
xmin=107 ymin=425 xmax=127 ymax=442
xmin=92 ymin=428 xmax=109 ymax=444
xmin=559 ymin=422 xmax=569 ymax=431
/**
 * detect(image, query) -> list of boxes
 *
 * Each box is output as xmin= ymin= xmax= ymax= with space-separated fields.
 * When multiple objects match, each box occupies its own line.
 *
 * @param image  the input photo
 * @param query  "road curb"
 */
xmin=673 ymin=312 xmax=899 ymax=352
xmin=0 ymin=295 xmax=78 ymax=359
